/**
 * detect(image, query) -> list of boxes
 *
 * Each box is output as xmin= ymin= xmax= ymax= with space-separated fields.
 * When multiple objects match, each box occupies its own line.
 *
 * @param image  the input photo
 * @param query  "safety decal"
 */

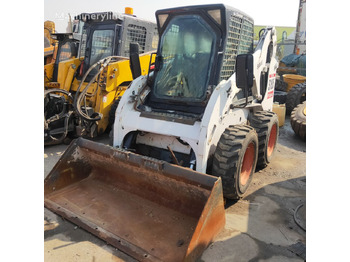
xmin=267 ymin=90 xmax=274 ymax=99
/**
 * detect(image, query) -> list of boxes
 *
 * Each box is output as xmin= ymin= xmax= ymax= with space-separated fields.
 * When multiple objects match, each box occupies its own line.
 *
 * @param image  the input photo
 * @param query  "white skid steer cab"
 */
xmin=112 ymin=4 xmax=279 ymax=199
xmin=45 ymin=4 xmax=279 ymax=261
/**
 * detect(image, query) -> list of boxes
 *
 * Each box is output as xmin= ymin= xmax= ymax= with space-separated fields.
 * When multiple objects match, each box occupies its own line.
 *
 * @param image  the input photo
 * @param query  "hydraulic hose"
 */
xmin=73 ymin=59 xmax=104 ymax=106
xmin=73 ymin=56 xmax=127 ymax=122
xmin=74 ymin=65 xmax=105 ymax=121
xmin=259 ymin=28 xmax=266 ymax=39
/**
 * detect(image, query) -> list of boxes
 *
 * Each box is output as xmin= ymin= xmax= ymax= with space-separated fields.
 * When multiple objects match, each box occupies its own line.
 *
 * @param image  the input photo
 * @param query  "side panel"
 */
xmin=198 ymin=75 xmax=250 ymax=169
xmin=44 ymin=62 xmax=55 ymax=85
xmin=56 ymin=57 xmax=81 ymax=91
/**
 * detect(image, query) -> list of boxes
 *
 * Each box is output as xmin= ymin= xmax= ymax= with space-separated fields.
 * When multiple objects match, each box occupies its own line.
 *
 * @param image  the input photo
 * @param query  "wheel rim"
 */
xmin=267 ymin=124 xmax=277 ymax=157
xmin=240 ymin=142 xmax=255 ymax=186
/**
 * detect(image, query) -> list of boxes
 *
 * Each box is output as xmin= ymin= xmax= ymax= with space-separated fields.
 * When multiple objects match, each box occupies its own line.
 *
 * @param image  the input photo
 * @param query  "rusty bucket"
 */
xmin=44 ymin=138 xmax=225 ymax=261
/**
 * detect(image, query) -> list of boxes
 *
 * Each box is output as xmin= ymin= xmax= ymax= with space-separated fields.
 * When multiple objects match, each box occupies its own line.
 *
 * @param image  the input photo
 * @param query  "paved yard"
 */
xmin=44 ymin=116 xmax=306 ymax=261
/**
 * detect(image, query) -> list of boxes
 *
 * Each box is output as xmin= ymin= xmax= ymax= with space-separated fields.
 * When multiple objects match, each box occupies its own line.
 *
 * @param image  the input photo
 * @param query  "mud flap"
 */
xmin=44 ymin=138 xmax=225 ymax=262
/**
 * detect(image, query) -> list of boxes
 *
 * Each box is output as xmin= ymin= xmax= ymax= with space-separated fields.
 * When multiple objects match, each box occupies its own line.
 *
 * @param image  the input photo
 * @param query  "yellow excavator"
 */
xmin=44 ymin=8 xmax=158 ymax=145
xmin=45 ymin=4 xmax=279 ymax=261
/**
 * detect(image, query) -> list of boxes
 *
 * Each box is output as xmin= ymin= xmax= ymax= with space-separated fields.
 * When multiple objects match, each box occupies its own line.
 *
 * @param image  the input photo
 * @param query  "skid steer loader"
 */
xmin=112 ymin=4 xmax=279 ymax=198
xmin=44 ymin=9 xmax=158 ymax=145
xmin=45 ymin=4 xmax=278 ymax=261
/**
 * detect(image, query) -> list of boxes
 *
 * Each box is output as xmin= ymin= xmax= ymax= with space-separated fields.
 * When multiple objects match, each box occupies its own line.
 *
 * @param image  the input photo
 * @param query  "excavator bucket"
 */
xmin=44 ymin=138 xmax=225 ymax=262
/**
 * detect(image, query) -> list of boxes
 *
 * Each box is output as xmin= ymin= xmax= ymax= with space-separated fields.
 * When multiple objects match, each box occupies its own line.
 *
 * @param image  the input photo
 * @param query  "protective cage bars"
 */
xmin=220 ymin=15 xmax=254 ymax=81
xmin=124 ymin=24 xmax=147 ymax=55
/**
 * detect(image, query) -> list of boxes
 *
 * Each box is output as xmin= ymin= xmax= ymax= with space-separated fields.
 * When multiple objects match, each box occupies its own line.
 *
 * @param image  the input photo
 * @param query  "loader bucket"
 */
xmin=44 ymin=138 xmax=225 ymax=262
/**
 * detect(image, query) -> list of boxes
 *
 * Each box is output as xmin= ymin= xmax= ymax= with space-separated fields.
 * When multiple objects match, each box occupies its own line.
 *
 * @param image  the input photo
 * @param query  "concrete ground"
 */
xmin=44 ymin=116 xmax=306 ymax=262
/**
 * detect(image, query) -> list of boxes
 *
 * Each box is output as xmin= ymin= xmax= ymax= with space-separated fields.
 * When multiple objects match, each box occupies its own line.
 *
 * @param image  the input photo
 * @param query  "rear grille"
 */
xmin=220 ymin=15 xmax=254 ymax=82
xmin=124 ymin=24 xmax=147 ymax=56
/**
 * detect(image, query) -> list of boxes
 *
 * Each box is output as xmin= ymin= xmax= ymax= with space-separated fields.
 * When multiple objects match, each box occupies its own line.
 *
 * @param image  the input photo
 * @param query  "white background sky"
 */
xmin=45 ymin=0 xmax=300 ymax=33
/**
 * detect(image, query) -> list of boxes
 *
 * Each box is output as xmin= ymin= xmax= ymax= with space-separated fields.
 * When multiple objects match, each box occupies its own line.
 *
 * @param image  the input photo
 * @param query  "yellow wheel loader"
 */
xmin=45 ymin=4 xmax=279 ymax=261
xmin=44 ymin=20 xmax=57 ymax=64
xmin=44 ymin=9 xmax=158 ymax=145
xmin=44 ymin=17 xmax=83 ymax=65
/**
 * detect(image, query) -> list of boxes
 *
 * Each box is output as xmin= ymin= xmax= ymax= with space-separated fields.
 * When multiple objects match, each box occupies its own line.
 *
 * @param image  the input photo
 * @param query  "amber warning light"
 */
xmin=125 ymin=7 xmax=133 ymax=15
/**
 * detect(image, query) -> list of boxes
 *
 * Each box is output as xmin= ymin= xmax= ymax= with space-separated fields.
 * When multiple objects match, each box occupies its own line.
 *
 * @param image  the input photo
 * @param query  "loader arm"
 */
xmin=252 ymin=27 xmax=278 ymax=110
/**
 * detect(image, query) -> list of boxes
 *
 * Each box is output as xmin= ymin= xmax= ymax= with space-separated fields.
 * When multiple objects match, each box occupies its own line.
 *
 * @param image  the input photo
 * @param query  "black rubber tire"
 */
xmin=273 ymin=91 xmax=287 ymax=104
xmin=108 ymin=97 xmax=121 ymax=128
xmin=212 ymin=125 xmax=258 ymax=199
xmin=250 ymin=111 xmax=279 ymax=168
xmin=108 ymin=128 xmax=114 ymax=146
xmin=63 ymin=137 xmax=72 ymax=145
xmin=290 ymin=101 xmax=306 ymax=140
xmin=286 ymin=82 xmax=306 ymax=114
xmin=275 ymin=79 xmax=288 ymax=92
